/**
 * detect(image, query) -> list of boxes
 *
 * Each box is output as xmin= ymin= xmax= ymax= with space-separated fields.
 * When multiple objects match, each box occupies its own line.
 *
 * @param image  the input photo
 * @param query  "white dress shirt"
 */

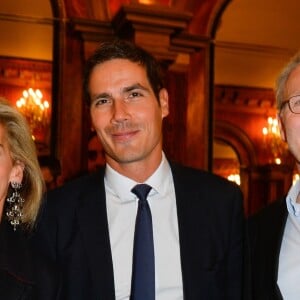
xmin=104 ymin=153 xmax=183 ymax=300
xmin=277 ymin=179 xmax=300 ymax=299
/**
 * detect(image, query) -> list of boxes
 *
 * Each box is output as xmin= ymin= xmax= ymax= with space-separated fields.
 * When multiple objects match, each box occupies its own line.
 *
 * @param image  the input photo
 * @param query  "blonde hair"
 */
xmin=0 ymin=98 xmax=45 ymax=229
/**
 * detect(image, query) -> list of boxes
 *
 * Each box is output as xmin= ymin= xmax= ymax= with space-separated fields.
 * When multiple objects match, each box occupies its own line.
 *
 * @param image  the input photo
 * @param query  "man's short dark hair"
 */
xmin=83 ymin=39 xmax=165 ymax=106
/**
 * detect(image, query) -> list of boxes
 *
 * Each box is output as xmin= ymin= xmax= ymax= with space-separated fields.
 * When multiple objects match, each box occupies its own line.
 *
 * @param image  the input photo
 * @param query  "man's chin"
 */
xmin=107 ymin=152 xmax=145 ymax=165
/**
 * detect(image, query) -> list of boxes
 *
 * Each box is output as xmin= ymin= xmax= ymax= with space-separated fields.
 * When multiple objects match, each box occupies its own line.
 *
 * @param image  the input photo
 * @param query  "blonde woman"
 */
xmin=0 ymin=98 xmax=60 ymax=299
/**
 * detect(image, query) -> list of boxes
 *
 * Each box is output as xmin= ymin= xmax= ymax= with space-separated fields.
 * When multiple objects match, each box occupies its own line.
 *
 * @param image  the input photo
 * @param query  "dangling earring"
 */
xmin=6 ymin=182 xmax=24 ymax=231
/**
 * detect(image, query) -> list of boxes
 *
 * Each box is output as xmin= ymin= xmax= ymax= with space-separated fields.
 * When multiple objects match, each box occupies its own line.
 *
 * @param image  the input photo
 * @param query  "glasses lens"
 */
xmin=290 ymin=96 xmax=300 ymax=113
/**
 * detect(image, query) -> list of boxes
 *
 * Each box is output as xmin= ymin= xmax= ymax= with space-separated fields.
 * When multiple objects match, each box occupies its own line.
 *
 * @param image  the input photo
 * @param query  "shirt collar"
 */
xmin=144 ymin=153 xmax=172 ymax=198
xmin=104 ymin=152 xmax=172 ymax=203
xmin=286 ymin=179 xmax=300 ymax=218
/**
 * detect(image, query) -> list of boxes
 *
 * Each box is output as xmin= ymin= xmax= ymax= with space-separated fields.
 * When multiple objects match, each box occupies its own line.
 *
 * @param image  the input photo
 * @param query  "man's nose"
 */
xmin=111 ymin=98 xmax=130 ymax=123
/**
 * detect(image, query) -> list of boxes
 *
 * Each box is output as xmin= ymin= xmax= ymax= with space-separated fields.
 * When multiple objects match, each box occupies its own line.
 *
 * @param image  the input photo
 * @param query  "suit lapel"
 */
xmin=77 ymin=170 xmax=115 ymax=299
xmin=170 ymin=163 xmax=202 ymax=299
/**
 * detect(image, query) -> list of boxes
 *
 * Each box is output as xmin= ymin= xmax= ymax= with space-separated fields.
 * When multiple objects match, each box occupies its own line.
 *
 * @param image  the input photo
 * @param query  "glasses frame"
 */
xmin=280 ymin=95 xmax=300 ymax=114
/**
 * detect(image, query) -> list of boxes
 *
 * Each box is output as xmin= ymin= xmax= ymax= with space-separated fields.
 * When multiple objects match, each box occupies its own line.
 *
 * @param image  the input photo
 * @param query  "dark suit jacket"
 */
xmin=248 ymin=198 xmax=287 ymax=300
xmin=0 ymin=219 xmax=61 ymax=300
xmin=34 ymin=163 xmax=245 ymax=299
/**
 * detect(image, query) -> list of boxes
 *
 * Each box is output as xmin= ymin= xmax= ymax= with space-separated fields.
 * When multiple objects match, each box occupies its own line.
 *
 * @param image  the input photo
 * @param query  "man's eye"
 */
xmin=95 ymin=98 xmax=112 ymax=106
xmin=131 ymin=92 xmax=141 ymax=97
xmin=126 ymin=91 xmax=143 ymax=101
xmin=293 ymin=97 xmax=300 ymax=106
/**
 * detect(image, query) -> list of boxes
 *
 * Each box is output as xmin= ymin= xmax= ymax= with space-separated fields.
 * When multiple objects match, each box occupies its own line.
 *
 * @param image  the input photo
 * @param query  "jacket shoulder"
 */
xmin=170 ymin=162 xmax=242 ymax=195
xmin=47 ymin=170 xmax=104 ymax=206
xmin=249 ymin=197 xmax=287 ymax=229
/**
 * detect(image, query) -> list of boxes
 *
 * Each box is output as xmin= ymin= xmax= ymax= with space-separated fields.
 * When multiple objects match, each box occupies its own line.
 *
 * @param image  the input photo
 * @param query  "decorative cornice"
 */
xmin=0 ymin=12 xmax=54 ymax=25
xmin=71 ymin=5 xmax=211 ymax=63
xmin=111 ymin=4 xmax=210 ymax=63
xmin=215 ymin=84 xmax=276 ymax=114
xmin=71 ymin=18 xmax=114 ymax=42
xmin=215 ymin=40 xmax=296 ymax=57
xmin=171 ymin=32 xmax=210 ymax=53
xmin=112 ymin=4 xmax=193 ymax=33
xmin=0 ymin=57 xmax=51 ymax=88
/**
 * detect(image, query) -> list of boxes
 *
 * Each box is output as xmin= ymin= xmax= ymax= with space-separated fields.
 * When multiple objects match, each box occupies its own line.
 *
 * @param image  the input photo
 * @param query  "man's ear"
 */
xmin=10 ymin=161 xmax=25 ymax=184
xmin=159 ymin=88 xmax=169 ymax=119
xmin=277 ymin=113 xmax=287 ymax=142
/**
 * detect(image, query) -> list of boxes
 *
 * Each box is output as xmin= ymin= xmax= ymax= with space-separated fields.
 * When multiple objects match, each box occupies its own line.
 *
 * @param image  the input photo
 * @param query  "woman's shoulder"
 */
xmin=0 ymin=221 xmax=61 ymax=300
xmin=0 ymin=269 xmax=34 ymax=300
xmin=0 ymin=221 xmax=35 ymax=299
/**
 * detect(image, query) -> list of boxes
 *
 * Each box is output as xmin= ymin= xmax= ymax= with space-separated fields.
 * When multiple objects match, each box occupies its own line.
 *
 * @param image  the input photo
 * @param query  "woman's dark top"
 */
xmin=0 ymin=219 xmax=60 ymax=300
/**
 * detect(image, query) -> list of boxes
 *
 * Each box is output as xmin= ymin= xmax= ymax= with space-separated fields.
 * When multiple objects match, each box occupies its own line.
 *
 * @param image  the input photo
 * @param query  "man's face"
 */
xmin=279 ymin=64 xmax=300 ymax=166
xmin=89 ymin=59 xmax=169 ymax=170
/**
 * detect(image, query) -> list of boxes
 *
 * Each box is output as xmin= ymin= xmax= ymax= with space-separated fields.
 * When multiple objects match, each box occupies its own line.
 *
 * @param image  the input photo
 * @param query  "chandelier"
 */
xmin=16 ymin=88 xmax=50 ymax=143
xmin=262 ymin=116 xmax=288 ymax=164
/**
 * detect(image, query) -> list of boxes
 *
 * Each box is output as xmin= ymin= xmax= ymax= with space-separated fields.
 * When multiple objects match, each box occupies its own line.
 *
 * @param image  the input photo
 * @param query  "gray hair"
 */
xmin=275 ymin=51 xmax=300 ymax=110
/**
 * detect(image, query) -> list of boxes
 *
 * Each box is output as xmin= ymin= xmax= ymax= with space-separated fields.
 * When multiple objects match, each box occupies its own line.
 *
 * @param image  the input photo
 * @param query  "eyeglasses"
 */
xmin=281 ymin=95 xmax=300 ymax=114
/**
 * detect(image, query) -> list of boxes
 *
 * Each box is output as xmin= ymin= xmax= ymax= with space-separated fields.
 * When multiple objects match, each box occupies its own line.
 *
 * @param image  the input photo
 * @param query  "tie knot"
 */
xmin=131 ymin=184 xmax=152 ymax=202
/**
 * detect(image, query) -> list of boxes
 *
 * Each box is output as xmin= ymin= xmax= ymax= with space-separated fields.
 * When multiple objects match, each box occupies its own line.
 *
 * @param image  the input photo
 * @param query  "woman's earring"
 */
xmin=6 ymin=182 xmax=24 ymax=231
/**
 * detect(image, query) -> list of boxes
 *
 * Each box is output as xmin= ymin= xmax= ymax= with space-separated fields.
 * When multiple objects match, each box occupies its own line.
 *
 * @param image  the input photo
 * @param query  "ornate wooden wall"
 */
xmin=214 ymin=84 xmax=294 ymax=215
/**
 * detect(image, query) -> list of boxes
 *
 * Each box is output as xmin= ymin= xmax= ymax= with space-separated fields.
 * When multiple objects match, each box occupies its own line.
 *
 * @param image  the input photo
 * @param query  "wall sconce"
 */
xmin=16 ymin=88 xmax=50 ymax=144
xmin=262 ymin=116 xmax=287 ymax=164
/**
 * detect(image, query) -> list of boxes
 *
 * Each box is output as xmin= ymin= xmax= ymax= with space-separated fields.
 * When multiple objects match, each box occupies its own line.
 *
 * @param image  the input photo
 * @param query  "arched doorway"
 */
xmin=214 ymin=120 xmax=257 ymax=214
xmin=213 ymin=139 xmax=240 ymax=185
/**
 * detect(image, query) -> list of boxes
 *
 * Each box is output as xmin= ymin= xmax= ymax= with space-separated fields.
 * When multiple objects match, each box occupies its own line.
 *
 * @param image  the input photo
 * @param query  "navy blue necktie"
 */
xmin=130 ymin=184 xmax=155 ymax=300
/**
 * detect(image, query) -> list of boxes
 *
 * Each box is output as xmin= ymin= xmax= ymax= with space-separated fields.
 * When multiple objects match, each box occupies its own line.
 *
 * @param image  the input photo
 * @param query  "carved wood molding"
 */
xmin=112 ymin=4 xmax=193 ymax=33
xmin=71 ymin=4 xmax=211 ymax=63
xmin=71 ymin=18 xmax=114 ymax=42
xmin=0 ymin=57 xmax=51 ymax=88
xmin=215 ymin=84 xmax=276 ymax=115
xmin=171 ymin=32 xmax=210 ymax=53
xmin=111 ymin=4 xmax=209 ymax=62
xmin=70 ymin=18 xmax=115 ymax=59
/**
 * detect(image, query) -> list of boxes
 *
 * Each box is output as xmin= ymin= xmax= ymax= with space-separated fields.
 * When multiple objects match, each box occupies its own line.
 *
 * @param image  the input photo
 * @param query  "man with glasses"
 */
xmin=249 ymin=53 xmax=300 ymax=299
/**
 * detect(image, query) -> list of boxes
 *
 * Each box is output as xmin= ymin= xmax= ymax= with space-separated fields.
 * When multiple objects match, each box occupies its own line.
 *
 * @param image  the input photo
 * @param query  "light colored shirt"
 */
xmin=104 ymin=154 xmax=183 ymax=300
xmin=277 ymin=179 xmax=300 ymax=299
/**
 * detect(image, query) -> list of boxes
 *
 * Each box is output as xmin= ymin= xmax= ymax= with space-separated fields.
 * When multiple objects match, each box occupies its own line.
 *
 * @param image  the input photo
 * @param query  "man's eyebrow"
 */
xmin=91 ymin=84 xmax=150 ymax=100
xmin=122 ymin=83 xmax=150 ymax=93
xmin=91 ymin=92 xmax=112 ymax=100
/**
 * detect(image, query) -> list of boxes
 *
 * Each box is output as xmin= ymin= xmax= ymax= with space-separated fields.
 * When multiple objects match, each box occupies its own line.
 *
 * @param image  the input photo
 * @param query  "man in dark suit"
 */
xmin=249 ymin=52 xmax=300 ymax=299
xmin=34 ymin=39 xmax=245 ymax=299
xmin=248 ymin=198 xmax=287 ymax=299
